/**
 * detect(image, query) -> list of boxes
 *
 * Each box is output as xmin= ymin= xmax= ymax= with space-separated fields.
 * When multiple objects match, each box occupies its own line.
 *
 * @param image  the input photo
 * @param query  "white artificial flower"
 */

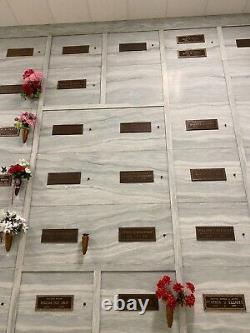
xmin=0 ymin=209 xmax=5 ymax=221
xmin=25 ymin=168 xmax=31 ymax=174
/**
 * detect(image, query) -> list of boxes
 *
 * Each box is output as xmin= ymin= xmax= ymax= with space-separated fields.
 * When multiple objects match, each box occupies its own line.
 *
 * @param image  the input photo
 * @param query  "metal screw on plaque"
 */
xmin=224 ymin=124 xmax=227 ymax=127
xmin=161 ymin=176 xmax=163 ymax=179
xmin=83 ymin=302 xmax=87 ymax=307
xmin=93 ymin=84 xmax=96 ymax=87
xmin=233 ymin=173 xmax=236 ymax=177
xmin=1 ymin=303 xmax=4 ymax=306
xmin=94 ymin=47 xmax=96 ymax=49
xmin=242 ymin=233 xmax=245 ymax=237
xmin=163 ymin=234 xmax=167 ymax=238
xmin=87 ymin=178 xmax=90 ymax=181
xmin=89 ymin=128 xmax=92 ymax=131
xmin=152 ymin=44 xmax=154 ymax=46
xmin=157 ymin=125 xmax=160 ymax=129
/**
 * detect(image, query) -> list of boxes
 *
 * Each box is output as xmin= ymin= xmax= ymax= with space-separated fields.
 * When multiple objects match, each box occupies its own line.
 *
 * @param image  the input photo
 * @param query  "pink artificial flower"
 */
xmin=186 ymin=282 xmax=195 ymax=293
xmin=25 ymin=71 xmax=43 ymax=82
xmin=23 ymin=69 xmax=34 ymax=80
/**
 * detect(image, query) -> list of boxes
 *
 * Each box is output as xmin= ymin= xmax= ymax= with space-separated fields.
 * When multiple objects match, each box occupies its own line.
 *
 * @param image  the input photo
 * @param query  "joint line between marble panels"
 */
xmin=100 ymin=33 xmax=108 ymax=104
xmin=6 ymin=36 xmax=53 ymax=333
xmin=217 ymin=27 xmax=250 ymax=214
xmin=92 ymin=270 xmax=102 ymax=333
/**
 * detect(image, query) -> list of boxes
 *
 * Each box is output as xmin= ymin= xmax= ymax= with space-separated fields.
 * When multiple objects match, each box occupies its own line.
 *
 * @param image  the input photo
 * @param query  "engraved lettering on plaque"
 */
xmin=236 ymin=39 xmax=250 ymax=48
xmin=0 ymin=175 xmax=12 ymax=187
xmin=119 ymin=42 xmax=147 ymax=52
xmin=35 ymin=295 xmax=74 ymax=311
xmin=190 ymin=168 xmax=227 ymax=182
xmin=120 ymin=171 xmax=154 ymax=183
xmin=52 ymin=124 xmax=83 ymax=135
xmin=0 ymin=85 xmax=22 ymax=94
xmin=119 ymin=227 xmax=156 ymax=242
xmin=41 ymin=229 xmax=78 ymax=243
xmin=47 ymin=172 xmax=81 ymax=185
xmin=196 ymin=226 xmax=235 ymax=241
xmin=186 ymin=119 xmax=218 ymax=131
xmin=177 ymin=34 xmax=205 ymax=44
xmin=57 ymin=80 xmax=86 ymax=89
xmin=62 ymin=45 xmax=90 ymax=54
xmin=120 ymin=122 xmax=152 ymax=133
xmin=0 ymin=127 xmax=20 ymax=137
xmin=7 ymin=48 xmax=34 ymax=57
xmin=178 ymin=49 xmax=207 ymax=58
xmin=203 ymin=294 xmax=246 ymax=311
xmin=118 ymin=294 xmax=159 ymax=311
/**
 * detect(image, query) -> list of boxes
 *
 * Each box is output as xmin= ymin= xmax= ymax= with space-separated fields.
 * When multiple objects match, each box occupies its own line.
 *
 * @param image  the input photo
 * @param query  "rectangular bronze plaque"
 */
xmin=120 ymin=122 xmax=152 ymax=133
xmin=0 ymin=85 xmax=22 ymax=94
xmin=0 ymin=127 xmax=20 ymax=137
xmin=47 ymin=172 xmax=81 ymax=185
xmin=177 ymin=34 xmax=205 ymax=44
xmin=236 ymin=39 xmax=250 ymax=48
xmin=190 ymin=168 xmax=227 ymax=182
xmin=186 ymin=119 xmax=218 ymax=131
xmin=0 ymin=174 xmax=12 ymax=187
xmin=119 ymin=42 xmax=147 ymax=52
xmin=7 ymin=48 xmax=34 ymax=57
xmin=178 ymin=48 xmax=207 ymax=58
xmin=57 ymin=79 xmax=86 ymax=89
xmin=52 ymin=124 xmax=83 ymax=135
xmin=62 ymin=45 xmax=90 ymax=54
xmin=41 ymin=229 xmax=78 ymax=243
xmin=203 ymin=294 xmax=246 ymax=311
xmin=118 ymin=294 xmax=159 ymax=311
xmin=196 ymin=226 xmax=235 ymax=241
xmin=120 ymin=171 xmax=154 ymax=183
xmin=35 ymin=295 xmax=74 ymax=311
xmin=119 ymin=227 xmax=156 ymax=242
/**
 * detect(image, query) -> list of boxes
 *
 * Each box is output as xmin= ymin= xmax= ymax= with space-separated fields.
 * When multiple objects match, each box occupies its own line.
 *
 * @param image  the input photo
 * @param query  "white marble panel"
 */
xmin=24 ymin=204 xmax=174 ymax=271
xmin=223 ymin=26 xmax=250 ymax=61
xmin=179 ymin=202 xmax=250 ymax=267
xmin=107 ymin=31 xmax=160 ymax=66
xmin=230 ymin=76 xmax=250 ymax=103
xmin=174 ymin=148 xmax=246 ymax=202
xmin=0 ymin=269 xmax=14 ymax=333
xmin=106 ymin=64 xmax=163 ymax=104
xmin=171 ymin=103 xmax=236 ymax=149
xmin=39 ymin=107 xmax=165 ymax=153
xmin=32 ymin=151 xmax=169 ymax=206
xmin=45 ymin=67 xmax=101 ymax=106
xmin=183 ymin=267 xmax=250 ymax=333
xmin=49 ymin=34 xmax=102 ymax=69
xmin=101 ymin=272 xmax=179 ymax=333
xmin=15 ymin=272 xmax=93 ymax=333
xmin=236 ymin=103 xmax=250 ymax=147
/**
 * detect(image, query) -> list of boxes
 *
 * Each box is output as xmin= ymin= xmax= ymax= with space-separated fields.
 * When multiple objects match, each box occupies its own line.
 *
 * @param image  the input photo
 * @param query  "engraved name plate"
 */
xmin=0 ymin=85 xmax=22 ymax=94
xmin=52 ymin=124 xmax=83 ymax=135
xmin=203 ymin=294 xmax=246 ymax=311
xmin=120 ymin=171 xmax=154 ymax=183
xmin=7 ymin=48 xmax=34 ymax=57
xmin=186 ymin=119 xmax=218 ymax=131
xmin=236 ymin=39 xmax=250 ymax=48
xmin=196 ymin=226 xmax=235 ymax=241
xmin=0 ymin=175 xmax=12 ymax=187
xmin=177 ymin=34 xmax=205 ymax=44
xmin=62 ymin=45 xmax=90 ymax=54
xmin=35 ymin=295 xmax=74 ymax=311
xmin=118 ymin=294 xmax=159 ymax=311
xmin=190 ymin=168 xmax=227 ymax=182
xmin=0 ymin=127 xmax=20 ymax=137
xmin=119 ymin=227 xmax=156 ymax=242
xmin=47 ymin=172 xmax=81 ymax=185
xmin=119 ymin=42 xmax=147 ymax=52
xmin=57 ymin=80 xmax=86 ymax=89
xmin=120 ymin=122 xmax=152 ymax=133
xmin=41 ymin=229 xmax=78 ymax=243
xmin=178 ymin=49 xmax=207 ymax=58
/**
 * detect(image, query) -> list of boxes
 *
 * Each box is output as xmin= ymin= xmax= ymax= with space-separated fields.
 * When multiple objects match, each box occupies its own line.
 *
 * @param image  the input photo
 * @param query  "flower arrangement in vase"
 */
xmin=0 ymin=210 xmax=28 ymax=252
xmin=2 ymin=159 xmax=32 ymax=196
xmin=156 ymin=275 xmax=195 ymax=328
xmin=21 ymin=68 xmax=43 ymax=100
xmin=14 ymin=112 xmax=37 ymax=143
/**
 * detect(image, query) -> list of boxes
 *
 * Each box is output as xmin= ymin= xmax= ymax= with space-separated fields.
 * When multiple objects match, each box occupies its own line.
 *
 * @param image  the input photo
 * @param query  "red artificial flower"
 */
xmin=184 ymin=294 xmax=195 ymax=307
xmin=166 ymin=294 xmax=177 ymax=309
xmin=22 ymin=83 xmax=33 ymax=96
xmin=8 ymin=164 xmax=25 ymax=175
xmin=23 ymin=69 xmax=34 ymax=80
xmin=186 ymin=282 xmax=195 ymax=293
xmin=173 ymin=283 xmax=184 ymax=293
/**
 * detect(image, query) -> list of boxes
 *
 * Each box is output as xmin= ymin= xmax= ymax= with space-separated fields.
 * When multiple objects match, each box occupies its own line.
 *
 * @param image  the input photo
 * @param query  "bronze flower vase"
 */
xmin=166 ymin=304 xmax=174 ymax=328
xmin=5 ymin=233 xmax=13 ymax=252
xmin=22 ymin=127 xmax=29 ymax=144
xmin=14 ymin=178 xmax=22 ymax=196
xmin=82 ymin=234 xmax=89 ymax=255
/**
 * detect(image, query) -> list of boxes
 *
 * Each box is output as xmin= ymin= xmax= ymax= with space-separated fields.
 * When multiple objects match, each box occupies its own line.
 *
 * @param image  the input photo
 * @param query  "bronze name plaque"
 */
xmin=52 ymin=124 xmax=83 ymax=135
xmin=203 ymin=294 xmax=246 ymax=311
xmin=41 ymin=229 xmax=78 ymax=243
xmin=236 ymin=39 xmax=250 ymax=48
xmin=196 ymin=226 xmax=235 ymax=241
xmin=120 ymin=122 xmax=152 ymax=133
xmin=119 ymin=227 xmax=156 ymax=242
xmin=62 ymin=45 xmax=90 ymax=54
xmin=186 ymin=119 xmax=218 ymax=131
xmin=119 ymin=42 xmax=147 ymax=52
xmin=0 ymin=85 xmax=22 ymax=94
xmin=57 ymin=79 xmax=86 ymax=89
xmin=0 ymin=175 xmax=12 ymax=187
xmin=35 ymin=295 xmax=74 ymax=311
xmin=190 ymin=168 xmax=227 ymax=182
xmin=120 ymin=171 xmax=154 ymax=183
xmin=0 ymin=127 xmax=20 ymax=137
xmin=7 ymin=48 xmax=34 ymax=57
xmin=118 ymin=294 xmax=159 ymax=311
xmin=178 ymin=48 xmax=207 ymax=58
xmin=47 ymin=172 xmax=81 ymax=185
xmin=177 ymin=34 xmax=205 ymax=44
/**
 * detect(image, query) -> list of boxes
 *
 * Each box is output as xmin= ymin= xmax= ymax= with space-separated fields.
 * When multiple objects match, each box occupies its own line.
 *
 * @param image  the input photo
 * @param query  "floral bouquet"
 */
xmin=156 ymin=275 xmax=195 ymax=328
xmin=14 ymin=111 xmax=37 ymax=143
xmin=21 ymin=68 xmax=43 ymax=100
xmin=0 ymin=210 xmax=28 ymax=251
